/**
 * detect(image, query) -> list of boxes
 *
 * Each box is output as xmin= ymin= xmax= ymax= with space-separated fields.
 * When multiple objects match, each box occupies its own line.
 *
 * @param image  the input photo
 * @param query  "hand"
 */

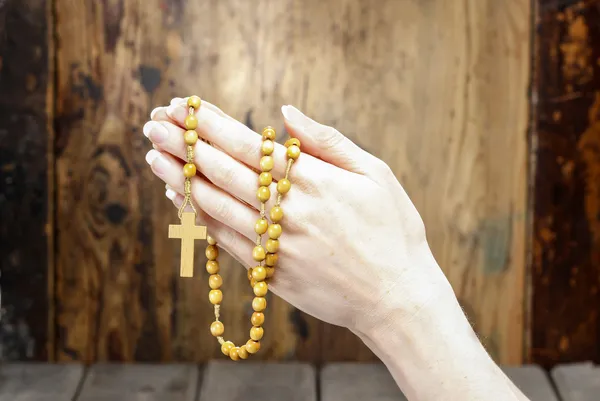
xmin=143 ymin=97 xmax=451 ymax=335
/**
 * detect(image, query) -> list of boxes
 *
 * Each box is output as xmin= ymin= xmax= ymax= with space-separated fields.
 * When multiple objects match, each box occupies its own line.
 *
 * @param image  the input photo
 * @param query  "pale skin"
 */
xmin=143 ymin=98 xmax=530 ymax=401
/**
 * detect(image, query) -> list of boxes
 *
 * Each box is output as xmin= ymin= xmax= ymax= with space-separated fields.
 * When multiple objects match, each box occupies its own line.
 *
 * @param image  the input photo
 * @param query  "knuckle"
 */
xmin=315 ymin=126 xmax=344 ymax=149
xmin=213 ymin=199 xmax=233 ymax=222
xmin=211 ymin=162 xmax=236 ymax=187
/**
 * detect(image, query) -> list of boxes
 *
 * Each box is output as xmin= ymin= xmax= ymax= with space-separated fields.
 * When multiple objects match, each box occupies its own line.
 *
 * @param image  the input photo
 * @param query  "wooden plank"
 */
xmin=198 ymin=361 xmax=316 ymax=401
xmin=0 ymin=363 xmax=83 ymax=401
xmin=551 ymin=362 xmax=600 ymax=401
xmin=321 ymin=364 xmax=406 ymax=401
xmin=503 ymin=365 xmax=559 ymax=401
xmin=307 ymin=0 xmax=530 ymax=362
xmin=0 ymin=0 xmax=53 ymax=360
xmin=531 ymin=0 xmax=600 ymax=366
xmin=77 ymin=363 xmax=198 ymax=401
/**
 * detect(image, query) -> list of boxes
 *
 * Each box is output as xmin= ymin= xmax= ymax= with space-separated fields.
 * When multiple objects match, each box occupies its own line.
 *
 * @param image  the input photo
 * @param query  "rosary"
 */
xmin=167 ymin=96 xmax=300 ymax=360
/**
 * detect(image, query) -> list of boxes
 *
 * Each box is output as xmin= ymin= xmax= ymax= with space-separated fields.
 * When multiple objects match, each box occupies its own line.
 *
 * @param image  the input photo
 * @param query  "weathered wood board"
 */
xmin=0 ymin=364 xmax=83 ymax=401
xmin=531 ymin=0 xmax=600 ymax=366
xmin=551 ymin=362 xmax=600 ymax=401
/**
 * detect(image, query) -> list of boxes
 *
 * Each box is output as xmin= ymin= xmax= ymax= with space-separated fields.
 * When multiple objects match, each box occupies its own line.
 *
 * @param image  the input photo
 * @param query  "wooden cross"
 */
xmin=169 ymin=212 xmax=207 ymax=277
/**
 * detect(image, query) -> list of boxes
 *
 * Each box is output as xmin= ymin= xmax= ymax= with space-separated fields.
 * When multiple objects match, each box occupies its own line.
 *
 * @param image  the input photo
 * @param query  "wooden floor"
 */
xmin=0 ymin=362 xmax=598 ymax=400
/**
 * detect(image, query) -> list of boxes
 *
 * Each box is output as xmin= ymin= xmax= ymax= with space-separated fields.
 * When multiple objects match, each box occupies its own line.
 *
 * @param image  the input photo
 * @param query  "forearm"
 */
xmin=355 ymin=276 xmax=529 ymax=401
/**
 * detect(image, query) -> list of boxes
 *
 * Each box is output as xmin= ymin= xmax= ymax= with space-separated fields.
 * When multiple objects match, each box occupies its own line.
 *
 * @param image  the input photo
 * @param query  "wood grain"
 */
xmin=531 ymin=0 xmax=600 ymax=366
xmin=0 ymin=363 xmax=83 ymax=401
xmin=551 ymin=362 xmax=600 ymax=401
xmin=0 ymin=0 xmax=53 ymax=361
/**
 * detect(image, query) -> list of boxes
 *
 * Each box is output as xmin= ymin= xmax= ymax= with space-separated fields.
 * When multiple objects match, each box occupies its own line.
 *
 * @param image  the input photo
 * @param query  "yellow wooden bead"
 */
xmin=230 ymin=347 xmax=240 ymax=361
xmin=206 ymin=260 xmax=219 ymax=274
xmin=277 ymin=178 xmax=291 ymax=194
xmin=252 ymin=266 xmax=267 ymax=281
xmin=270 ymin=206 xmax=283 ymax=223
xmin=237 ymin=345 xmax=249 ymax=359
xmin=221 ymin=341 xmax=234 ymax=356
xmin=251 ymin=312 xmax=265 ymax=326
xmin=246 ymin=340 xmax=261 ymax=354
xmin=265 ymin=239 xmax=279 ymax=253
xmin=184 ymin=130 xmax=198 ymax=145
xmin=210 ymin=321 xmax=224 ymax=337
xmin=183 ymin=163 xmax=197 ymax=178
xmin=268 ymin=224 xmax=282 ymax=239
xmin=260 ymin=156 xmax=274 ymax=172
xmin=185 ymin=114 xmax=198 ymax=130
xmin=250 ymin=278 xmax=257 ymax=288
xmin=266 ymin=267 xmax=275 ymax=278
xmin=262 ymin=127 xmax=276 ymax=140
xmin=247 ymin=268 xmax=254 ymax=281
xmin=250 ymin=326 xmax=264 ymax=341
xmin=188 ymin=95 xmax=202 ymax=109
xmin=254 ymin=281 xmax=268 ymax=297
xmin=255 ymin=218 xmax=268 ymax=235
xmin=209 ymin=274 xmax=222 ymax=289
xmin=265 ymin=253 xmax=278 ymax=267
xmin=209 ymin=289 xmax=222 ymax=304
xmin=252 ymin=246 xmax=266 ymax=261
xmin=284 ymin=138 xmax=301 ymax=148
xmin=287 ymin=145 xmax=300 ymax=159
xmin=206 ymin=245 xmax=219 ymax=260
xmin=207 ymin=235 xmax=217 ymax=245
xmin=257 ymin=186 xmax=271 ymax=202
xmin=259 ymin=172 xmax=272 ymax=186
xmin=252 ymin=297 xmax=267 ymax=312
xmin=261 ymin=140 xmax=274 ymax=155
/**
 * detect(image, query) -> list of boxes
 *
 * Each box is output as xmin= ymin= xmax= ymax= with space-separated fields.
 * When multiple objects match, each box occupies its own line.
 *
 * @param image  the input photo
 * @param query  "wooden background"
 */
xmin=0 ymin=0 xmax=598 ymax=366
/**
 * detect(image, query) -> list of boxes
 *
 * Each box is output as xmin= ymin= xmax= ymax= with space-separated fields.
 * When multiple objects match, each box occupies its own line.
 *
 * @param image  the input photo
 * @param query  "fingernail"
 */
xmin=165 ymin=189 xmax=177 ymax=200
xmin=150 ymin=107 xmax=161 ymax=119
xmin=143 ymin=121 xmax=169 ymax=143
xmin=281 ymin=105 xmax=311 ymax=127
xmin=145 ymin=149 xmax=167 ymax=175
xmin=166 ymin=104 xmax=179 ymax=116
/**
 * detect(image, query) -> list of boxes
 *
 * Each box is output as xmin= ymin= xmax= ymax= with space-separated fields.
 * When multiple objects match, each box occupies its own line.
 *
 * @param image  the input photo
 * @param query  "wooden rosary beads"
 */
xmin=168 ymin=96 xmax=301 ymax=361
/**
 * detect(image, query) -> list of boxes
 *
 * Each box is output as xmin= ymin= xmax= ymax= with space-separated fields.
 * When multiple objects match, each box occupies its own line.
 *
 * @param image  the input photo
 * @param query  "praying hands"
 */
xmin=143 ymin=98 xmax=530 ymax=401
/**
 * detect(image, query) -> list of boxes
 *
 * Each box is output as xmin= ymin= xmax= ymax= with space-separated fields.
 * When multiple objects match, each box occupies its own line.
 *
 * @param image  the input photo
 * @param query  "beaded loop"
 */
xmin=190 ymin=112 xmax=301 ymax=360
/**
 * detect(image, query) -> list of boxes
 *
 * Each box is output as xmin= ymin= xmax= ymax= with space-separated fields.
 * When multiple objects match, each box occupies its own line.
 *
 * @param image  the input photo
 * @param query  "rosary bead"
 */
xmin=209 ymin=289 xmax=223 ymax=304
xmin=250 ymin=278 xmax=257 ymax=288
xmin=207 ymin=235 xmax=217 ymax=245
xmin=252 ymin=266 xmax=267 ymax=281
xmin=206 ymin=260 xmax=220 ymax=274
xmin=253 ymin=281 xmax=268 ymax=297
xmin=265 ymin=267 xmax=275 ymax=278
xmin=265 ymin=253 xmax=278 ymax=267
xmin=221 ymin=341 xmax=234 ymax=356
xmin=183 ymin=163 xmax=197 ymax=178
xmin=229 ymin=347 xmax=240 ymax=361
xmin=269 ymin=206 xmax=284 ymax=223
xmin=265 ymin=239 xmax=279 ymax=253
xmin=206 ymin=245 xmax=219 ymax=260
xmin=259 ymin=172 xmax=272 ymax=186
xmin=251 ymin=312 xmax=265 ymax=326
xmin=268 ymin=224 xmax=282 ymax=239
xmin=237 ymin=345 xmax=249 ymax=359
xmin=247 ymin=268 xmax=253 ymax=281
xmin=262 ymin=127 xmax=276 ymax=140
xmin=210 ymin=321 xmax=224 ymax=336
xmin=287 ymin=145 xmax=301 ymax=159
xmin=252 ymin=246 xmax=266 ymax=261
xmin=250 ymin=326 xmax=264 ymax=341
xmin=254 ymin=218 xmax=268 ymax=235
xmin=188 ymin=95 xmax=202 ymax=109
xmin=184 ymin=130 xmax=199 ymax=145
xmin=261 ymin=140 xmax=274 ymax=155
xmin=284 ymin=138 xmax=301 ymax=148
xmin=260 ymin=156 xmax=274 ymax=172
xmin=257 ymin=186 xmax=271 ymax=202
xmin=246 ymin=340 xmax=261 ymax=354
xmin=252 ymin=297 xmax=267 ymax=311
xmin=277 ymin=178 xmax=291 ymax=194
xmin=209 ymin=274 xmax=223 ymax=289
xmin=185 ymin=114 xmax=198 ymax=130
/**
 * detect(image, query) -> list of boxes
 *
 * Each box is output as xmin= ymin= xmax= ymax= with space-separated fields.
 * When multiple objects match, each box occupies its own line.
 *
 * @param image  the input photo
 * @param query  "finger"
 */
xmin=143 ymin=120 xmax=270 ymax=210
xmin=164 ymin=99 xmax=320 ymax=181
xmin=281 ymin=105 xmax=378 ymax=176
xmin=146 ymin=149 xmax=258 ymax=241
xmin=166 ymin=188 xmax=256 ymax=269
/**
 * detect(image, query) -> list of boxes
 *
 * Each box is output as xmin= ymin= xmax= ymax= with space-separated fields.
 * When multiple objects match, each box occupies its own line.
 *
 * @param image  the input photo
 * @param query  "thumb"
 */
xmin=281 ymin=105 xmax=372 ymax=174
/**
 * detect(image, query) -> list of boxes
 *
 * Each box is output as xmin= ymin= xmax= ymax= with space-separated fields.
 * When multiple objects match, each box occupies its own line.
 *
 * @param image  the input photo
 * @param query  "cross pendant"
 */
xmin=168 ymin=212 xmax=207 ymax=277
